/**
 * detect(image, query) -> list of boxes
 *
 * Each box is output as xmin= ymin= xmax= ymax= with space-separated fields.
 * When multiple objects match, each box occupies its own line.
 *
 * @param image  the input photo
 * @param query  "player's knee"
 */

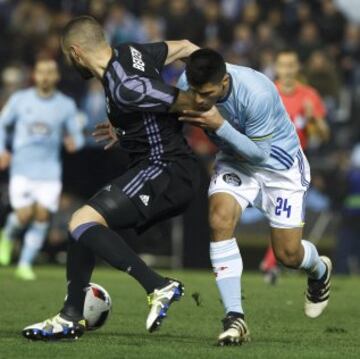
xmin=274 ymin=247 xmax=302 ymax=268
xmin=68 ymin=205 xmax=107 ymax=233
xmin=209 ymin=205 xmax=237 ymax=234
xmin=34 ymin=208 xmax=51 ymax=222
xmin=16 ymin=210 xmax=33 ymax=227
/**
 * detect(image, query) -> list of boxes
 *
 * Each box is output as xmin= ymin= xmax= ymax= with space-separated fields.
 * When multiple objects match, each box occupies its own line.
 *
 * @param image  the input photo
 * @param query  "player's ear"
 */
xmin=70 ymin=45 xmax=81 ymax=62
xmin=222 ymin=74 xmax=230 ymax=89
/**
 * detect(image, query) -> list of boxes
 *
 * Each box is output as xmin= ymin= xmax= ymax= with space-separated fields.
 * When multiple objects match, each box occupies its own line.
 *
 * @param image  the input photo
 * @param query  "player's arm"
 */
xmin=0 ymin=93 xmax=19 ymax=170
xmin=164 ymin=40 xmax=199 ymax=65
xmin=109 ymin=42 xmax=202 ymax=114
xmin=179 ymin=94 xmax=274 ymax=164
xmin=63 ymin=101 xmax=85 ymax=153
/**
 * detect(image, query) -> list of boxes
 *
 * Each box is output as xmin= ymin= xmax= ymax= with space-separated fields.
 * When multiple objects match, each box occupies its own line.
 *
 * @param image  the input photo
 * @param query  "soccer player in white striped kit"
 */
xmin=178 ymin=49 xmax=332 ymax=345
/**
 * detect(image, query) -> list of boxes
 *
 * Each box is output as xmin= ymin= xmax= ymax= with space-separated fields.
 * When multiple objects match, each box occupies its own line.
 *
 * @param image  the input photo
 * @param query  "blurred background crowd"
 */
xmin=0 ymin=0 xmax=359 ymax=273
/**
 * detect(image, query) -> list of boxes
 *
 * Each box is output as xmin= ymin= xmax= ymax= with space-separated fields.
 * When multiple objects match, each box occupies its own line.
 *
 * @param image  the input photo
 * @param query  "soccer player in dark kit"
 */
xmin=22 ymin=16 xmax=201 ymax=341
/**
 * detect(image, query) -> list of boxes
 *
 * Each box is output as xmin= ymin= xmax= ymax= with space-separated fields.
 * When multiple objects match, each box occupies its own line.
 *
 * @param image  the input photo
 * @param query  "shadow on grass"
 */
xmin=90 ymin=330 xmax=212 ymax=345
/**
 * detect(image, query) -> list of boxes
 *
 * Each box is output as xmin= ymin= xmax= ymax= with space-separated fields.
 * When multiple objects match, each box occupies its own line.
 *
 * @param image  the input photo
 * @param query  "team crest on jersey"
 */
xmin=223 ymin=173 xmax=241 ymax=186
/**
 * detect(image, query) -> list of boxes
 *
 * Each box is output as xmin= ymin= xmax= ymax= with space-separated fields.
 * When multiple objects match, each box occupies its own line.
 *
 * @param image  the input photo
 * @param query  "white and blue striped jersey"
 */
xmin=177 ymin=63 xmax=301 ymax=171
xmin=0 ymin=88 xmax=84 ymax=180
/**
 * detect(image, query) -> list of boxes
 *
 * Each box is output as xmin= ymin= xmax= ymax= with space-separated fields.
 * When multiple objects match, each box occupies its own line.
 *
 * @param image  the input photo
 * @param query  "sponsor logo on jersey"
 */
xmin=223 ymin=173 xmax=242 ymax=186
xmin=139 ymin=194 xmax=150 ymax=206
xmin=130 ymin=46 xmax=145 ymax=72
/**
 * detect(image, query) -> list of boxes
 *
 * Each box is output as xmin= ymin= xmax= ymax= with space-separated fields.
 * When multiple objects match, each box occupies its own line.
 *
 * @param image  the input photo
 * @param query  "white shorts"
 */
xmin=208 ymin=150 xmax=311 ymax=228
xmin=9 ymin=176 xmax=62 ymax=213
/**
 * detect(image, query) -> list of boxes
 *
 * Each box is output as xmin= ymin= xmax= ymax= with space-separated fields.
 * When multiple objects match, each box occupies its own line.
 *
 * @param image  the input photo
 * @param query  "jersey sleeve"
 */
xmin=245 ymin=92 xmax=275 ymax=142
xmin=107 ymin=58 xmax=179 ymax=113
xmin=63 ymin=99 xmax=85 ymax=150
xmin=140 ymin=42 xmax=169 ymax=70
xmin=0 ymin=92 xmax=20 ymax=152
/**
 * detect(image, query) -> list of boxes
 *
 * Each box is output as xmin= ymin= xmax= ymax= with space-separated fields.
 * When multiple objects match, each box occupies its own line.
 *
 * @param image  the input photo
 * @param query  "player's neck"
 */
xmin=279 ymin=80 xmax=297 ymax=95
xmin=36 ymin=87 xmax=56 ymax=98
xmin=219 ymin=76 xmax=232 ymax=102
xmin=89 ymin=46 xmax=113 ymax=80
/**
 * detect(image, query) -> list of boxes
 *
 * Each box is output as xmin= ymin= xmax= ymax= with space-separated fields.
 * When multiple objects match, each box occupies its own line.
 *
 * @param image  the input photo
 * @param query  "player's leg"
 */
xmin=15 ymin=204 xmax=50 ymax=280
xmin=0 ymin=176 xmax=34 ymax=266
xmin=270 ymin=227 xmax=331 ymax=318
xmin=265 ymin=151 xmax=331 ymax=318
xmin=62 ymin=200 xmax=169 ymax=321
xmin=208 ymin=168 xmax=258 ymax=345
xmin=209 ymin=193 xmax=243 ymax=316
xmin=0 ymin=208 xmax=32 ymax=266
xmin=16 ymin=179 xmax=61 ymax=280
xmin=209 ymin=193 xmax=250 ymax=345
xmin=22 ymin=183 xmax=177 ymax=340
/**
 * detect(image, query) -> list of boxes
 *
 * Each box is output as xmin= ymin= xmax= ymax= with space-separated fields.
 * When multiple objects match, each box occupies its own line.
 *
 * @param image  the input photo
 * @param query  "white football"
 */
xmin=83 ymin=283 xmax=112 ymax=331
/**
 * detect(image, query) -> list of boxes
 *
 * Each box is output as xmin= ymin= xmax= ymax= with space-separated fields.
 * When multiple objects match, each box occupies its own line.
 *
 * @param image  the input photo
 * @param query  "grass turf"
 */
xmin=0 ymin=266 xmax=359 ymax=359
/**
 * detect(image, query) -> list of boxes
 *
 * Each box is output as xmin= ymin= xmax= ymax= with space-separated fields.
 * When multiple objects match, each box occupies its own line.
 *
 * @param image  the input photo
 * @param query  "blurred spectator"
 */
xmin=105 ymin=3 xmax=145 ymax=45
xmin=335 ymin=144 xmax=360 ymax=274
xmin=318 ymin=0 xmax=346 ymax=45
xmin=296 ymin=22 xmax=323 ymax=61
xmin=305 ymin=50 xmax=341 ymax=123
xmin=164 ymin=0 xmax=205 ymax=44
xmin=203 ymin=0 xmax=233 ymax=45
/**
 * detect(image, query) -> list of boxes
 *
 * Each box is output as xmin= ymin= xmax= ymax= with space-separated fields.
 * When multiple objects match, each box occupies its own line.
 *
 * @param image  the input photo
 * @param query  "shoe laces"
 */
xmin=222 ymin=316 xmax=244 ymax=331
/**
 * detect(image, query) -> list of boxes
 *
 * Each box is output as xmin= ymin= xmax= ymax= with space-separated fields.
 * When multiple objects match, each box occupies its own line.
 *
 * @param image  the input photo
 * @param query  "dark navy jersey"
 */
xmin=102 ymin=42 xmax=193 ymax=164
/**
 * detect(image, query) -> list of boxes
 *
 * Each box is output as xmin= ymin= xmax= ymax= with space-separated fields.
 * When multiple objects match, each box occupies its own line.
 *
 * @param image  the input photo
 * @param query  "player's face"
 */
xmin=33 ymin=60 xmax=60 ymax=92
xmin=275 ymin=53 xmax=300 ymax=82
xmin=190 ymin=75 xmax=229 ymax=111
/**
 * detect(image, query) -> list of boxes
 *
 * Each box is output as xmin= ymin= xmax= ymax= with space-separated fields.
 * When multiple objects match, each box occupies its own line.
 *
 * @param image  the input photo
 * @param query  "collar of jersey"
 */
xmin=217 ymin=73 xmax=233 ymax=104
xmin=103 ymin=48 xmax=119 ymax=83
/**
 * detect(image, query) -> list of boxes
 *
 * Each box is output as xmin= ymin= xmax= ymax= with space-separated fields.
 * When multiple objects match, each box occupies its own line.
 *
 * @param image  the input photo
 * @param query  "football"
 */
xmin=83 ymin=283 xmax=112 ymax=331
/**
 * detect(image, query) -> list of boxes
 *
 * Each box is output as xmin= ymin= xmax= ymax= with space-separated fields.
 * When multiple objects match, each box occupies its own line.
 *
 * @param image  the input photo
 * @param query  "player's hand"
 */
xmin=304 ymin=99 xmax=314 ymax=120
xmin=64 ymin=136 xmax=77 ymax=153
xmin=92 ymin=120 xmax=119 ymax=150
xmin=178 ymin=106 xmax=224 ymax=131
xmin=0 ymin=150 xmax=11 ymax=170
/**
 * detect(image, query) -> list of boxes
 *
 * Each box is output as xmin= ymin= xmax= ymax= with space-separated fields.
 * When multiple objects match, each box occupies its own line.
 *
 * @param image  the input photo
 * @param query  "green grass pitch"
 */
xmin=1 ymin=266 xmax=359 ymax=359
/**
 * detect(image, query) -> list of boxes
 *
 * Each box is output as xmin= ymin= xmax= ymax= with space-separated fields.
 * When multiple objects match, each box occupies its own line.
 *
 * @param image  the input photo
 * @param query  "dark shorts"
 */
xmin=87 ymin=156 xmax=200 ymax=233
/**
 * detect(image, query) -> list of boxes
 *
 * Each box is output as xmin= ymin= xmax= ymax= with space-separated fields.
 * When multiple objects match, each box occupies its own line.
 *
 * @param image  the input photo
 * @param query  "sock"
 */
xmin=3 ymin=212 xmax=25 ymax=241
xmin=18 ymin=221 xmax=49 ymax=266
xmin=75 ymin=223 xmax=168 ymax=294
xmin=61 ymin=232 xmax=95 ymax=321
xmin=299 ymin=240 xmax=326 ymax=280
xmin=210 ymin=238 xmax=243 ymax=315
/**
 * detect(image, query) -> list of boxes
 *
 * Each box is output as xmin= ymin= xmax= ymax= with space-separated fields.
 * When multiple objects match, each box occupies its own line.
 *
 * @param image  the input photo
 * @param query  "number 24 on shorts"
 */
xmin=275 ymin=197 xmax=292 ymax=218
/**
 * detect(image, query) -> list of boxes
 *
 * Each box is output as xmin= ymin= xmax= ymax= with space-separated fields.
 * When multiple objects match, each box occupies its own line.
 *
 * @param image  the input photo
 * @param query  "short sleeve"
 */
xmin=140 ymin=42 xmax=169 ymax=71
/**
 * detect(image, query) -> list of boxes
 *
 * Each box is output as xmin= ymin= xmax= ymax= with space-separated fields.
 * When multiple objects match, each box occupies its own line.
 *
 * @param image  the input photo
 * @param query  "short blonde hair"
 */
xmin=62 ymin=15 xmax=107 ymax=51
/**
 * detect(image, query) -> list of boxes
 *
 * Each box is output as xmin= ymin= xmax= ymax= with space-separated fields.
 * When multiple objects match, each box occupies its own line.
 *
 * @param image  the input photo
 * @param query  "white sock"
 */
xmin=18 ymin=221 xmax=49 ymax=266
xmin=210 ymin=238 xmax=244 ymax=315
xmin=300 ymin=239 xmax=326 ymax=280
xmin=4 ymin=212 xmax=25 ymax=241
